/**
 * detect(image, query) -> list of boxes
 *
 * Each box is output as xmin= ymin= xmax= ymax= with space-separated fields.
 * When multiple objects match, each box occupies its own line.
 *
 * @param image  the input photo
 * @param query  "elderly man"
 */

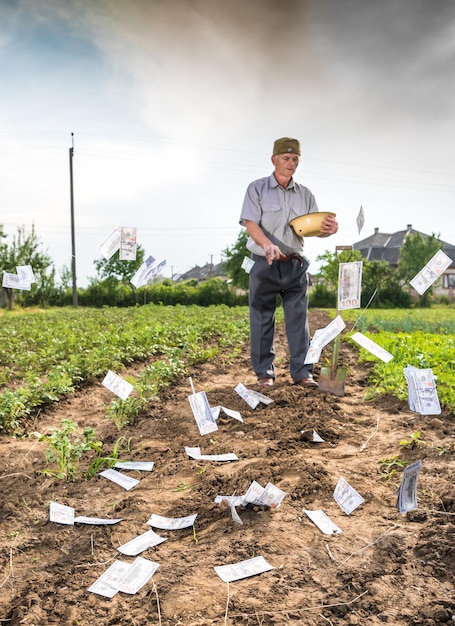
xmin=240 ymin=137 xmax=338 ymax=388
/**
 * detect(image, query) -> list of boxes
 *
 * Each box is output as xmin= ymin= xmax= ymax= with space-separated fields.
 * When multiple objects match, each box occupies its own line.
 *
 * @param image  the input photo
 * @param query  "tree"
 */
xmin=315 ymin=249 xmax=363 ymax=290
xmin=92 ymin=245 xmax=145 ymax=283
xmin=0 ymin=224 xmax=55 ymax=310
xmin=224 ymin=229 xmax=249 ymax=290
xmin=315 ymin=249 xmax=410 ymax=309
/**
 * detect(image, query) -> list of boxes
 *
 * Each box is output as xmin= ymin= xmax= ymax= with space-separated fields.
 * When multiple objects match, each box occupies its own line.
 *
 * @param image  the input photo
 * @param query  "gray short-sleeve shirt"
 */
xmin=240 ymin=174 xmax=318 ymax=257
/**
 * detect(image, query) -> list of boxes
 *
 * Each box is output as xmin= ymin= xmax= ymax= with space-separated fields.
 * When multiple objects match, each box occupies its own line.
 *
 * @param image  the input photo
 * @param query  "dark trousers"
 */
xmin=249 ymin=254 xmax=313 ymax=383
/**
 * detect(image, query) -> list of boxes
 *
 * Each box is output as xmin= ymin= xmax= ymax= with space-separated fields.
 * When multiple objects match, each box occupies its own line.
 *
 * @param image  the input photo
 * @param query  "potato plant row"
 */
xmin=0 ymin=304 xmax=250 ymax=431
xmin=344 ymin=308 xmax=455 ymax=412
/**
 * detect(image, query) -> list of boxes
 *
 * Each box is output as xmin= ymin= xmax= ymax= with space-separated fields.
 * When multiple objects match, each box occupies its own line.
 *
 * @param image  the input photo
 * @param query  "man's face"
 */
xmin=271 ymin=153 xmax=300 ymax=178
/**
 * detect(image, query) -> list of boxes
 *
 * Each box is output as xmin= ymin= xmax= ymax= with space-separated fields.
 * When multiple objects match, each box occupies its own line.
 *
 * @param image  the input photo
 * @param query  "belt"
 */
xmin=278 ymin=253 xmax=304 ymax=266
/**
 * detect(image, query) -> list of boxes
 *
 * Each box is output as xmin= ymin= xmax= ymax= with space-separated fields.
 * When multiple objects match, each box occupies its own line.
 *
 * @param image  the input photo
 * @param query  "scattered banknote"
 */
xmin=404 ymin=366 xmax=441 ymax=415
xmin=147 ymin=513 xmax=197 ymax=530
xmin=234 ymin=382 xmax=260 ymax=409
xmin=88 ymin=559 xmax=131 ymax=598
xmin=396 ymin=460 xmax=422 ymax=513
xmin=88 ymin=557 xmax=159 ymax=597
xmin=351 ymin=332 xmax=394 ymax=363
xmin=102 ymin=370 xmax=134 ymax=400
xmin=114 ymin=461 xmax=155 ymax=472
xmin=17 ymin=265 xmax=36 ymax=284
xmin=119 ymin=226 xmax=137 ymax=261
xmin=211 ymin=405 xmax=244 ymax=422
xmin=243 ymin=480 xmax=286 ymax=508
xmin=185 ymin=446 xmax=238 ymax=462
xmin=338 ymin=261 xmax=363 ymax=311
xmin=116 ymin=557 xmax=160 ymax=594
xmin=241 ymin=257 xmax=255 ymax=274
xmin=2 ymin=271 xmax=31 ymax=290
xmin=245 ymin=389 xmax=274 ymax=406
xmin=49 ymin=501 xmax=75 ymax=525
xmin=50 ymin=501 xmax=123 ymax=525
xmin=409 ymin=249 xmax=452 ymax=295
xmin=356 ymin=205 xmax=365 ymax=234
xmin=234 ymin=383 xmax=273 ymax=408
xmin=99 ymin=468 xmax=140 ymax=490
xmin=305 ymin=315 xmax=346 ymax=364
xmin=215 ymin=480 xmax=286 ymax=523
xmin=117 ymin=529 xmax=167 ymax=556
xmin=130 ymin=255 xmax=156 ymax=287
xmin=304 ymin=509 xmax=343 ymax=535
xmin=300 ymin=429 xmax=325 ymax=442
xmin=214 ymin=555 xmax=274 ymax=582
xmin=333 ymin=476 xmax=365 ymax=515
xmin=74 ymin=516 xmax=123 ymax=525
xmin=188 ymin=390 xmax=218 ymax=435
xmin=99 ymin=226 xmax=121 ymax=259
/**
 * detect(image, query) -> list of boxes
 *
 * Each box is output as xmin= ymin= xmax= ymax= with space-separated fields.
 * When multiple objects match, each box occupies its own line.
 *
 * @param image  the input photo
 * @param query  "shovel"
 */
xmin=318 ymin=332 xmax=347 ymax=396
xmin=318 ymin=245 xmax=352 ymax=397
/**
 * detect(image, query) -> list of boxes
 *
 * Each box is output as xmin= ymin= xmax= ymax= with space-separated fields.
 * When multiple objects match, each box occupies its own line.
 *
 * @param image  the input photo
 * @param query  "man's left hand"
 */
xmin=319 ymin=215 xmax=338 ymax=236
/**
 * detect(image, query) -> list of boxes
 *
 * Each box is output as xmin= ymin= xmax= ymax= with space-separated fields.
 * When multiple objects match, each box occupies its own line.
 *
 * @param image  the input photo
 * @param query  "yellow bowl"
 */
xmin=289 ymin=211 xmax=336 ymax=237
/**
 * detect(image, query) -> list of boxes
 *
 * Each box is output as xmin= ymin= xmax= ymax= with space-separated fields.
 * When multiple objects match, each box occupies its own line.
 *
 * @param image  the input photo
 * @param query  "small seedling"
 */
xmin=399 ymin=431 xmax=426 ymax=449
xmin=172 ymin=482 xmax=192 ymax=492
xmin=86 ymin=435 xmax=131 ymax=478
xmin=378 ymin=455 xmax=410 ymax=480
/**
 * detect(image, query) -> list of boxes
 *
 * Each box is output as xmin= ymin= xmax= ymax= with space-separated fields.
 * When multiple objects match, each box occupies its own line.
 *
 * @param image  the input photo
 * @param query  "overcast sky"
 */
xmin=1 ymin=0 xmax=454 ymax=286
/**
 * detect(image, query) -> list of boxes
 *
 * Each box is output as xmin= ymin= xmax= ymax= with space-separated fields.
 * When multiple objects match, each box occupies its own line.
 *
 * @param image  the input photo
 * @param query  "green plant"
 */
xmin=0 ymin=304 xmax=250 ymax=431
xmin=378 ymin=455 xmax=410 ymax=480
xmin=172 ymin=482 xmax=192 ymax=492
xmin=399 ymin=431 xmax=426 ymax=449
xmin=36 ymin=419 xmax=101 ymax=481
xmin=86 ymin=435 xmax=131 ymax=478
xmin=106 ymin=396 xmax=146 ymax=430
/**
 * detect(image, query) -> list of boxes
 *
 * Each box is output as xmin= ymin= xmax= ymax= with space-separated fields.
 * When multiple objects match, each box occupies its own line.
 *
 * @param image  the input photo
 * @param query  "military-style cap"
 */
xmin=272 ymin=137 xmax=301 ymax=156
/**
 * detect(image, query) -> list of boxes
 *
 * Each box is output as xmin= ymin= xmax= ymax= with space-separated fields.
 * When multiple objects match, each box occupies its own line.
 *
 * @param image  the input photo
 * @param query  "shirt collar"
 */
xmin=270 ymin=173 xmax=296 ymax=190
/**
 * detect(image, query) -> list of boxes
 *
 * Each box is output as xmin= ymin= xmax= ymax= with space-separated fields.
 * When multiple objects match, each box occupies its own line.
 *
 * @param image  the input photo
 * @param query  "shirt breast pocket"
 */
xmin=261 ymin=204 xmax=282 ymax=230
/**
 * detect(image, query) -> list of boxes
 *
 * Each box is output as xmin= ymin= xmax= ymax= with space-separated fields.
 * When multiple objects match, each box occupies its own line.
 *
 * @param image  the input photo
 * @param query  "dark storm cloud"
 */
xmin=307 ymin=0 xmax=455 ymax=117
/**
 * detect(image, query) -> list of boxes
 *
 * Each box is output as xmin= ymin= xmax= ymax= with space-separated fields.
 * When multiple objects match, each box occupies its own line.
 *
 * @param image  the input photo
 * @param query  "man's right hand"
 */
xmin=264 ymin=243 xmax=283 ymax=265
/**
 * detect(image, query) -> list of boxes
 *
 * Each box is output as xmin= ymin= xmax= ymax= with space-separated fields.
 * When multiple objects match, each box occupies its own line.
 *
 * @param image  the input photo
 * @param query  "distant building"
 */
xmin=176 ymin=262 xmax=227 ymax=283
xmin=353 ymin=224 xmax=455 ymax=300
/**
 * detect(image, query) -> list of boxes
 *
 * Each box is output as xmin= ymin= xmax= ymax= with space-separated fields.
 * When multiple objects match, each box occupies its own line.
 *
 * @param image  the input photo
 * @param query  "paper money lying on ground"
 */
xmin=214 ymin=555 xmax=274 ymax=582
xmin=333 ymin=476 xmax=365 ymax=515
xmin=99 ymin=468 xmax=140 ymax=490
xmin=114 ymin=461 xmax=155 ymax=472
xmin=88 ymin=557 xmax=159 ymax=597
xmin=147 ymin=513 xmax=197 ymax=530
xmin=215 ymin=480 xmax=286 ymax=524
xmin=117 ymin=529 xmax=167 ymax=556
xmin=304 ymin=509 xmax=343 ymax=535
xmin=49 ymin=501 xmax=122 ymax=525
xmin=185 ymin=446 xmax=238 ymax=462
xmin=396 ymin=460 xmax=422 ymax=513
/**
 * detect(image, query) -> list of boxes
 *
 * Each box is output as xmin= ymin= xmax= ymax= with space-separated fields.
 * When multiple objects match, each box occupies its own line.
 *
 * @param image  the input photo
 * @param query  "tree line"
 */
xmin=0 ymin=223 xmax=449 ymax=310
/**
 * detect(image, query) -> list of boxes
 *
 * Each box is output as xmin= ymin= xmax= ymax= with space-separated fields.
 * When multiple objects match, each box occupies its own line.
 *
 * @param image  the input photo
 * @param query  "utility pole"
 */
xmin=69 ymin=133 xmax=78 ymax=306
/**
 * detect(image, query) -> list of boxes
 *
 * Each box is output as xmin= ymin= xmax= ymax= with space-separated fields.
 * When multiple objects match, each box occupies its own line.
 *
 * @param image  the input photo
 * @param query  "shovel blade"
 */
xmin=318 ymin=366 xmax=347 ymax=397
